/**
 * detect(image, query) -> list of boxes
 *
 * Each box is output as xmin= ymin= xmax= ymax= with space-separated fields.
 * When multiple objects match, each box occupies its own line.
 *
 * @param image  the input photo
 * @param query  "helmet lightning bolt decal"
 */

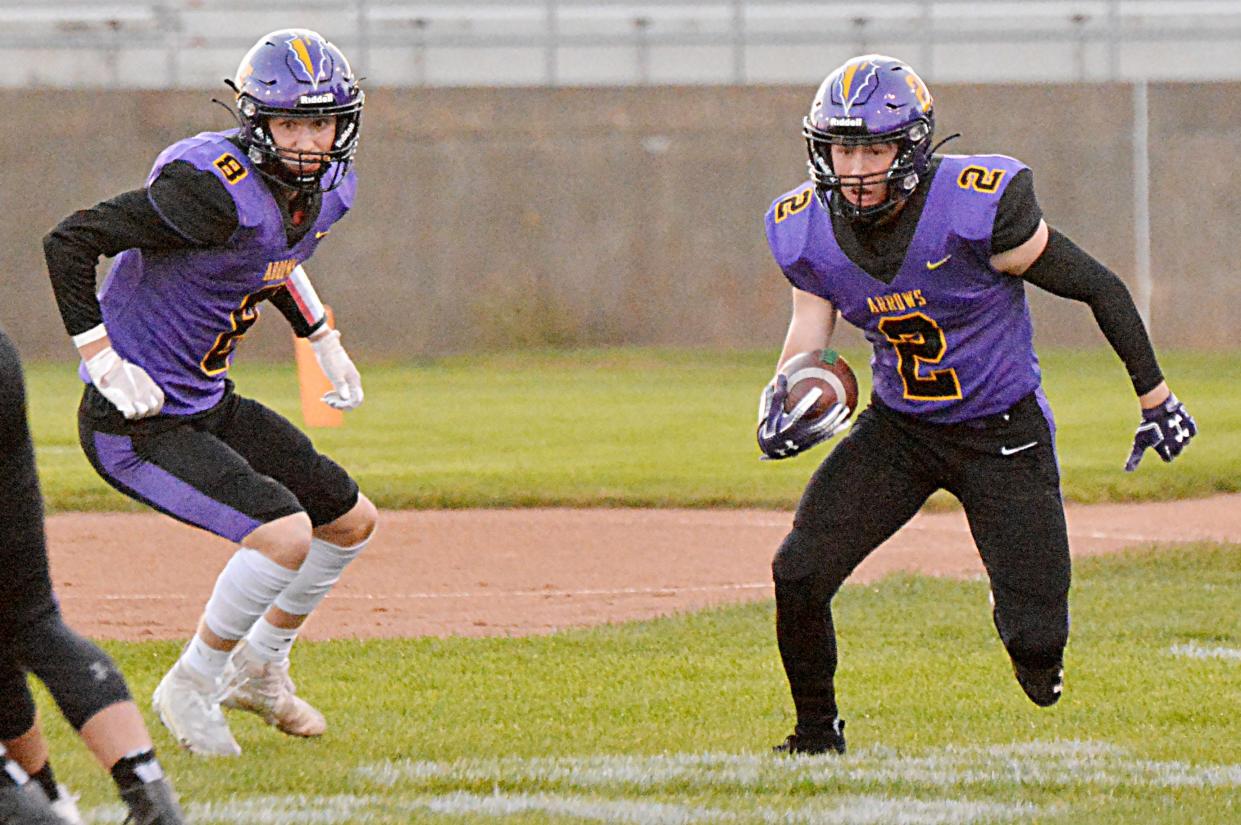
xmin=287 ymin=35 xmax=329 ymax=88
xmin=840 ymin=62 xmax=861 ymax=103
xmin=835 ymin=60 xmax=880 ymax=116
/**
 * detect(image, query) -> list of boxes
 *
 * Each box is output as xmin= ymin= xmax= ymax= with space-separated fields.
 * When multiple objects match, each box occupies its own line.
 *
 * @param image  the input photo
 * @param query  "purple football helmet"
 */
xmin=802 ymin=54 xmax=935 ymax=221
xmin=229 ymin=29 xmax=364 ymax=193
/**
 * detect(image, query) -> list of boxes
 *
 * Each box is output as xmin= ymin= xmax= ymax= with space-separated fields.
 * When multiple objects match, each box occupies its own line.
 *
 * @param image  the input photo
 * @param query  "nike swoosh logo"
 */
xmin=926 ymin=255 xmax=951 ymax=270
xmin=1000 ymin=441 xmax=1038 ymax=456
xmin=315 ymin=230 xmax=331 ymax=239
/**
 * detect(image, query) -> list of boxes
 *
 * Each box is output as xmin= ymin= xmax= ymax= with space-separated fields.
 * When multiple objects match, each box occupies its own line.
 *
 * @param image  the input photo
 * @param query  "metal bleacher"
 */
xmin=1 ymin=0 xmax=1240 ymax=87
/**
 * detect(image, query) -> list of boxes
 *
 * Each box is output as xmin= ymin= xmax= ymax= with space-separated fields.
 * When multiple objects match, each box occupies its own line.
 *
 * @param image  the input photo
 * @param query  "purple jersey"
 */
xmin=86 ymin=130 xmax=355 ymax=415
xmin=765 ymin=154 xmax=1043 ymax=424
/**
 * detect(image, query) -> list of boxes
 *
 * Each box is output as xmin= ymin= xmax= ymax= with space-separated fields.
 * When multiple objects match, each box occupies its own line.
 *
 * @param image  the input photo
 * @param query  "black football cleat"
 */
xmin=773 ymin=718 xmax=846 ymax=755
xmin=0 ymin=780 xmax=63 ymax=825
xmin=1012 ymin=659 xmax=1064 ymax=707
xmin=121 ymin=778 xmax=186 ymax=825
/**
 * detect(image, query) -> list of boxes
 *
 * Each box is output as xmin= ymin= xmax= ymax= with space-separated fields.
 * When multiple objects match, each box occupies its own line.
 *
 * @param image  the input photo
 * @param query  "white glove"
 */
xmin=84 ymin=346 xmax=165 ymax=420
xmin=757 ymin=377 xmax=778 ymax=424
xmin=310 ymin=328 xmax=363 ymax=410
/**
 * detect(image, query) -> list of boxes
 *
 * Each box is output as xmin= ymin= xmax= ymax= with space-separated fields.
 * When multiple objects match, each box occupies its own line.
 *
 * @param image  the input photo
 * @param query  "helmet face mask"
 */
xmin=802 ymin=55 xmax=935 ymax=222
xmin=231 ymin=29 xmax=364 ymax=195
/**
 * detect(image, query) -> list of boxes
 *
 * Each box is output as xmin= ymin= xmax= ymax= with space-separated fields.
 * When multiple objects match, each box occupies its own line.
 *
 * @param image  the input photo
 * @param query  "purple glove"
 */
xmin=756 ymin=374 xmax=850 ymax=461
xmin=1124 ymin=393 xmax=1197 ymax=472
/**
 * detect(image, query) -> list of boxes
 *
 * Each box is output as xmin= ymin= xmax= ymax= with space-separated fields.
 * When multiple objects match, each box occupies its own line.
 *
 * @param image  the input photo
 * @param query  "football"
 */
xmin=779 ymin=349 xmax=859 ymax=420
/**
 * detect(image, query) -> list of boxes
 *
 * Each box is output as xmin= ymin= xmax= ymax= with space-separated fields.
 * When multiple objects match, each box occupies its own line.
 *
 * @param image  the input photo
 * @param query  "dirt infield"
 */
xmin=47 ymin=495 xmax=1241 ymax=642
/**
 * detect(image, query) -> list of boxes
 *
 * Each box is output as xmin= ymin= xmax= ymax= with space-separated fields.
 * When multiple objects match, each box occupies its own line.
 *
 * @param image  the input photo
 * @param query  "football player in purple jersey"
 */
xmin=0 ymin=328 xmax=184 ymax=823
xmin=758 ymin=55 xmax=1196 ymax=755
xmin=44 ymin=30 xmax=377 ymax=757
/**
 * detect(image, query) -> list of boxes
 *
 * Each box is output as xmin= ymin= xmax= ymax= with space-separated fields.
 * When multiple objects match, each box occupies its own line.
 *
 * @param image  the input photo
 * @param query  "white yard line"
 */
xmin=83 ymin=741 xmax=1239 ymax=824
xmin=765 ymin=795 xmax=1040 ymax=825
xmin=83 ymin=794 xmax=383 ymax=824
xmin=410 ymin=792 xmax=728 ymax=824
xmin=82 ymin=791 xmax=1037 ymax=825
xmin=357 ymin=741 xmax=1241 ymax=791
xmin=1170 ymin=642 xmax=1241 ymax=662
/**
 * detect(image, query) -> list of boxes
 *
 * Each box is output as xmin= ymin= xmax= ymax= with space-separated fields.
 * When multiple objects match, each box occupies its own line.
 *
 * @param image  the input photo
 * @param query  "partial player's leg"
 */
xmin=2 ymin=614 xmax=136 ymax=822
xmin=8 ymin=614 xmax=187 ymax=814
xmin=148 ymin=510 xmax=310 ymax=757
xmin=210 ymin=395 xmax=376 ymax=737
xmin=952 ymin=395 xmax=1071 ymax=706
xmin=1 ymin=698 xmax=185 ymax=825
xmin=0 ymin=336 xmax=80 ymax=822
xmin=79 ymin=387 xmax=312 ymax=756
xmin=0 ymin=752 xmax=62 ymax=825
xmin=2 ymin=631 xmax=187 ymax=825
xmin=0 ymin=332 xmax=183 ymax=822
xmin=221 ymin=497 xmax=377 ymax=737
xmin=1 ymin=718 xmax=86 ymax=825
xmin=772 ymin=405 xmax=940 ymax=753
xmin=0 ymin=663 xmax=39 ymax=780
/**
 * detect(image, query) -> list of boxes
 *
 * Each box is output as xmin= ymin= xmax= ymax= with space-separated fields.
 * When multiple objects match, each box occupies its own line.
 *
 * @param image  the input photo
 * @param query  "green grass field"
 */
xmin=23 ymin=347 xmax=1241 ymax=512
xmin=33 ymin=543 xmax=1240 ymax=824
xmin=19 ymin=346 xmax=1241 ymax=822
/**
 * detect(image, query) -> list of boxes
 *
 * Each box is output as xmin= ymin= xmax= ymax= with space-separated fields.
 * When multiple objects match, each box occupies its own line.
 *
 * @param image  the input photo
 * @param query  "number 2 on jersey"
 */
xmin=200 ymin=285 xmax=285 ymax=376
xmin=877 ymin=312 xmax=962 ymax=401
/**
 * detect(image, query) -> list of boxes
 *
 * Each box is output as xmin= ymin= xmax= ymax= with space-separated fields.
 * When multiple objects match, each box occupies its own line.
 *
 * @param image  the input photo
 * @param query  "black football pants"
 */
xmin=772 ymin=392 xmax=1071 ymax=728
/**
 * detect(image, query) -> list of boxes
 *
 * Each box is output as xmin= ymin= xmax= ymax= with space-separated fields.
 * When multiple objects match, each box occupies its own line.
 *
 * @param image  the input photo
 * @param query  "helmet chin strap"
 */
xmin=930 ymin=132 xmax=962 ymax=154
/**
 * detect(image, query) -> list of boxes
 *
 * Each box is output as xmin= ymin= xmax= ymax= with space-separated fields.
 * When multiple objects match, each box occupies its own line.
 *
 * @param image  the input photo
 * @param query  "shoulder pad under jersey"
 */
xmin=935 ymin=153 xmax=1029 ymax=243
xmin=764 ymin=182 xmax=818 ymax=270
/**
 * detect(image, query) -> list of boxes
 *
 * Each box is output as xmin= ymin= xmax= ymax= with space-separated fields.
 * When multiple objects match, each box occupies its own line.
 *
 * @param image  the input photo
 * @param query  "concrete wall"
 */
xmin=2 ymin=83 xmax=1238 ymax=360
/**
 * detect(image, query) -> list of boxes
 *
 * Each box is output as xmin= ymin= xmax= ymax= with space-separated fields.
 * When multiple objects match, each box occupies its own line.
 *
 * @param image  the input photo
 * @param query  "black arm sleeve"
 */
xmin=267 ymin=285 xmax=327 ymax=338
xmin=43 ymin=162 xmax=239 ymax=337
xmin=991 ymin=168 xmax=1043 ymax=254
xmin=1021 ymin=228 xmax=1164 ymax=395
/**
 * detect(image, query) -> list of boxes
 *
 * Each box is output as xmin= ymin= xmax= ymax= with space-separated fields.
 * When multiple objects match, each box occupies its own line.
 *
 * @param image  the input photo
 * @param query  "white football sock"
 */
xmin=245 ymin=617 xmax=299 ymax=663
xmin=180 ymin=634 xmax=230 ymax=681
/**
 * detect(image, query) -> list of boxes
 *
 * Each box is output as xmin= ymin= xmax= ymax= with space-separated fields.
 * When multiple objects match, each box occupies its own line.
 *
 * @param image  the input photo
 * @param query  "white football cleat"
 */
xmin=152 ymin=661 xmax=241 ymax=757
xmin=220 ymin=641 xmax=326 ymax=738
xmin=49 ymin=785 xmax=85 ymax=825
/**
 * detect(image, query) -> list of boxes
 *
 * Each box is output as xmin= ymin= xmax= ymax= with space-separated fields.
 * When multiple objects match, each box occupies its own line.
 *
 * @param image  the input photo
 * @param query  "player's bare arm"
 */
xmin=777 ymin=287 xmax=838 ymax=370
xmin=990 ymin=217 xmax=1048 ymax=275
xmin=757 ymin=289 xmax=851 ymax=460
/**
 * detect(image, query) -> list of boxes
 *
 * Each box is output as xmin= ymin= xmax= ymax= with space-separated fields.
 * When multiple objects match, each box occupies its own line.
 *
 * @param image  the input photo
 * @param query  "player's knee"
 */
xmin=995 ymin=612 xmax=1069 ymax=668
xmin=316 ymin=493 xmax=377 ymax=548
xmin=991 ymin=587 xmax=1069 ymax=667
xmin=272 ymin=499 xmax=374 ymax=617
xmin=246 ymin=512 xmax=314 ymax=570
xmin=774 ymin=525 xmax=848 ymax=586
xmin=14 ymin=614 xmax=131 ymax=730
xmin=1005 ymin=629 xmax=1068 ymax=669
xmin=772 ymin=527 xmax=819 ymax=582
